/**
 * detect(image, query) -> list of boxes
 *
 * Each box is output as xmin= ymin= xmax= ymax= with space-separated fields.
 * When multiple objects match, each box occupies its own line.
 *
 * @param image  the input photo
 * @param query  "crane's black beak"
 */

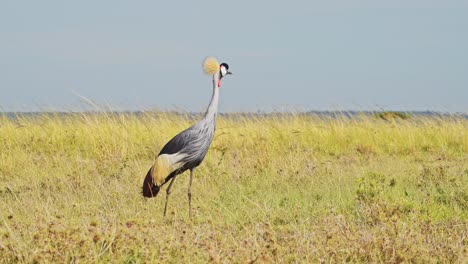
xmin=227 ymin=71 xmax=232 ymax=75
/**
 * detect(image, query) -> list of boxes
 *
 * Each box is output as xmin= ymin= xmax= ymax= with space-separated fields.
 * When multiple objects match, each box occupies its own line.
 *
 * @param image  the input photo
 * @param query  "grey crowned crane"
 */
xmin=142 ymin=57 xmax=232 ymax=217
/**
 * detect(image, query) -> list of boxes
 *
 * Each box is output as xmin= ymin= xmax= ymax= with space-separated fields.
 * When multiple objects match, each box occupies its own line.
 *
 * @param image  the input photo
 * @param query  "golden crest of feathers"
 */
xmin=203 ymin=57 xmax=220 ymax=75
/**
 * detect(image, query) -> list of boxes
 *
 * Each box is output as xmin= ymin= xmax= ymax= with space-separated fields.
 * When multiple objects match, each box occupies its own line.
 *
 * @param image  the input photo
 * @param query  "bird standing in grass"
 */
xmin=142 ymin=57 xmax=232 ymax=217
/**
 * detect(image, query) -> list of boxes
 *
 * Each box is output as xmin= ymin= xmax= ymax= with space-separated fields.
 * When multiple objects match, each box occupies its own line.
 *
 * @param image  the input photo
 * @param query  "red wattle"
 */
xmin=218 ymin=80 xmax=221 ymax=87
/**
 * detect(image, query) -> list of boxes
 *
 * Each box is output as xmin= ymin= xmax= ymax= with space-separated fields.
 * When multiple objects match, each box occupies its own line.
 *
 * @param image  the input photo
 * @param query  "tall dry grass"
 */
xmin=0 ymin=112 xmax=466 ymax=262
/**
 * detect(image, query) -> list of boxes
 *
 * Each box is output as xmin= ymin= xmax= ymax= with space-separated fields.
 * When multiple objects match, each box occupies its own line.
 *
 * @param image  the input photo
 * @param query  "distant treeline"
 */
xmin=1 ymin=110 xmax=467 ymax=120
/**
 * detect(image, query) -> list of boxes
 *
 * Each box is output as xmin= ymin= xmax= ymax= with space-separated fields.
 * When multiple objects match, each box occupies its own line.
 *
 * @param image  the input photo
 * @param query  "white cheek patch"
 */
xmin=220 ymin=67 xmax=227 ymax=77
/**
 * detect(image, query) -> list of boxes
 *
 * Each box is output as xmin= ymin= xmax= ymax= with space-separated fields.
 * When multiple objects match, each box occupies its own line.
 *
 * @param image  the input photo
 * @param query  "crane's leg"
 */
xmin=163 ymin=176 xmax=177 ymax=217
xmin=188 ymin=169 xmax=194 ymax=218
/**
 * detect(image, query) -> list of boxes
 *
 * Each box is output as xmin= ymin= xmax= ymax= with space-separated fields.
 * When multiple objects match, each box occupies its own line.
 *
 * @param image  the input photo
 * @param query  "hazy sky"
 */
xmin=1 ymin=1 xmax=467 ymax=112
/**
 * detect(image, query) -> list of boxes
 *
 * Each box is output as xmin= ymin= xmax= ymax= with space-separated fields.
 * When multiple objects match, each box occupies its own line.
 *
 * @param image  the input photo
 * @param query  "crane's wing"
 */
xmin=159 ymin=126 xmax=195 ymax=155
xmin=149 ymin=127 xmax=198 ymax=186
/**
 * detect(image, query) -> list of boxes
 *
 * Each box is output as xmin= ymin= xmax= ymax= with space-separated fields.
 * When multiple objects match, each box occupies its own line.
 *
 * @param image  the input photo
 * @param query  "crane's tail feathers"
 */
xmin=142 ymin=168 xmax=160 ymax=198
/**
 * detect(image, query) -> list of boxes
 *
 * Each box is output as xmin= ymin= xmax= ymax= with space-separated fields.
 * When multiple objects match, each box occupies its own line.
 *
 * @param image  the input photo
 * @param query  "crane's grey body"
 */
xmin=159 ymin=85 xmax=219 ymax=174
xmin=142 ymin=64 xmax=230 ymax=217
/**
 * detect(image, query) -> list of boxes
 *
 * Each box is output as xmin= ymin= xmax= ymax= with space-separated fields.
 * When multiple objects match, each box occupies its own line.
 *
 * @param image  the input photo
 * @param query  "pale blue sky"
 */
xmin=1 ymin=1 xmax=467 ymax=112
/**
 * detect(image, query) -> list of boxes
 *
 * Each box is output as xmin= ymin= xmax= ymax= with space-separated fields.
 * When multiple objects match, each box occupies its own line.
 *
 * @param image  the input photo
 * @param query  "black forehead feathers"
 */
xmin=220 ymin=63 xmax=229 ymax=70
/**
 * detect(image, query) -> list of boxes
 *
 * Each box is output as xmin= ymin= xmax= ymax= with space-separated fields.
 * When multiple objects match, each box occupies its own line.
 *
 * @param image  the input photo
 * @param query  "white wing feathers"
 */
xmin=150 ymin=153 xmax=188 ymax=186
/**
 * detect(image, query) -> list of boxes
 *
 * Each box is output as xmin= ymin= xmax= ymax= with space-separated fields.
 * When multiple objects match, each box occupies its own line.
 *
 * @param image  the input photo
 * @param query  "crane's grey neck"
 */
xmin=202 ymin=73 xmax=220 ymax=120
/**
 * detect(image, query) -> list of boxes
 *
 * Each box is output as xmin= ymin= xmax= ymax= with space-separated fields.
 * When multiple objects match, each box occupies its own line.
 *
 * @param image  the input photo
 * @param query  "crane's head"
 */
xmin=218 ymin=62 xmax=232 ymax=87
xmin=203 ymin=57 xmax=232 ymax=87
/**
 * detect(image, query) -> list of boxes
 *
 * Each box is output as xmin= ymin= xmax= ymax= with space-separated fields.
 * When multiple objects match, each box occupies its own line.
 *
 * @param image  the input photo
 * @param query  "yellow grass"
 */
xmin=0 ymin=112 xmax=466 ymax=263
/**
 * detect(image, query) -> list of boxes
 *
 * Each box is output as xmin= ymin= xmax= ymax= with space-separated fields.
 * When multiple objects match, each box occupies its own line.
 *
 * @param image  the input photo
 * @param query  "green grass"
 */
xmin=0 ymin=112 xmax=466 ymax=263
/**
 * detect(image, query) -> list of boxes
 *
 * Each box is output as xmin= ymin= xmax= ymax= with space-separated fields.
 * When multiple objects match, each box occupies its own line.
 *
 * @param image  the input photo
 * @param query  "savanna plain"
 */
xmin=0 ymin=112 xmax=466 ymax=263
